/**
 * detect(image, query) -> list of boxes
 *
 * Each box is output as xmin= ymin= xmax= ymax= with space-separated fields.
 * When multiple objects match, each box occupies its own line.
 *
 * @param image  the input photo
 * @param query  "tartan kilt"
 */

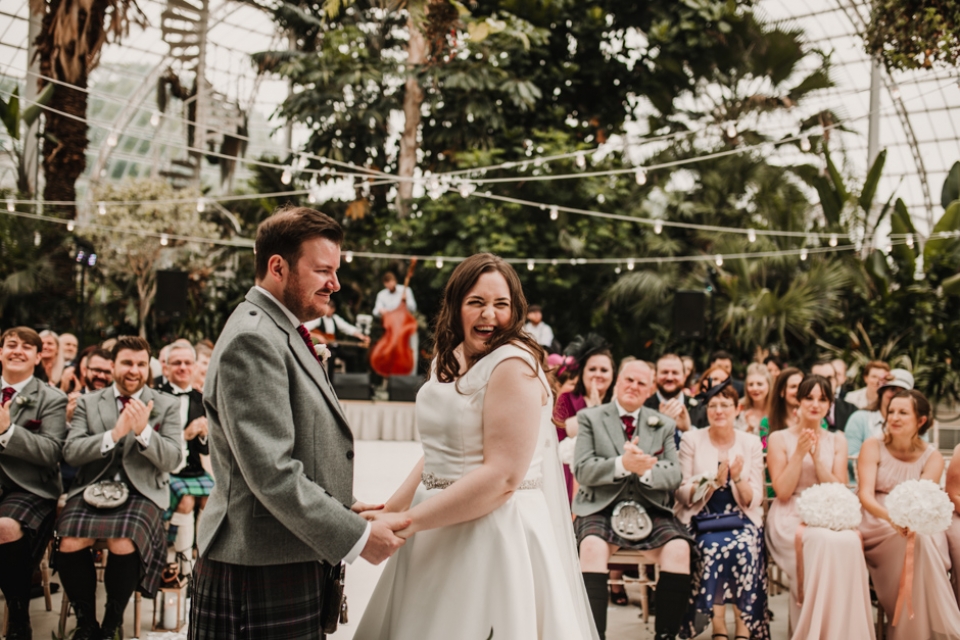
xmin=0 ymin=489 xmax=56 ymax=564
xmin=575 ymin=503 xmax=695 ymax=552
xmin=164 ymin=473 xmax=215 ymax=519
xmin=56 ymin=493 xmax=167 ymax=597
xmin=189 ymin=556 xmax=327 ymax=640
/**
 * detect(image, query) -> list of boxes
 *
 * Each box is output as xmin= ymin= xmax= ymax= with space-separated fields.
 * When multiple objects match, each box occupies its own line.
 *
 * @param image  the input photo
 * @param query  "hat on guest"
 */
xmin=879 ymin=368 xmax=914 ymax=392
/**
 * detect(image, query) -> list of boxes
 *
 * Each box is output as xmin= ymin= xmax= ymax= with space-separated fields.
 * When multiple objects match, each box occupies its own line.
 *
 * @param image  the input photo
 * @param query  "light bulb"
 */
xmin=627 ymin=259 xmax=635 ymax=271
xmin=906 ymin=234 xmax=914 ymax=249
xmin=891 ymin=86 xmax=901 ymax=99
xmin=34 ymin=232 xmax=41 ymax=246
xmin=6 ymin=198 xmax=14 ymax=212
xmin=615 ymin=265 xmax=622 ymax=274
xmin=575 ymin=154 xmax=586 ymax=169
xmin=197 ymin=198 xmax=206 ymax=213
xmin=551 ymin=259 xmax=558 ymax=266
xmin=800 ymin=136 xmax=811 ymax=152
xmin=345 ymin=251 xmax=354 ymax=263
xmin=725 ymin=123 xmax=737 ymax=138
xmin=549 ymin=206 xmax=559 ymax=221
xmin=458 ymin=182 xmax=473 ymax=198
xmin=527 ymin=260 xmax=535 ymax=271
xmin=97 ymin=202 xmax=106 ymax=215
xmin=747 ymin=229 xmax=756 ymax=243
xmin=160 ymin=234 xmax=169 ymax=246
xmin=635 ymin=168 xmax=647 ymax=186
xmin=435 ymin=258 xmax=444 ymax=269
xmin=885 ymin=243 xmax=893 ymax=253
xmin=281 ymin=168 xmax=293 ymax=185
xmin=150 ymin=112 xmax=161 ymax=127
xmin=653 ymin=220 xmax=662 ymax=234
xmin=800 ymin=247 xmax=808 ymax=261
xmin=67 ymin=220 xmax=75 ymax=232
xmin=106 ymin=133 xmax=118 ymax=147
xmin=715 ymin=254 xmax=724 ymax=267
xmin=828 ymin=233 xmax=838 ymax=247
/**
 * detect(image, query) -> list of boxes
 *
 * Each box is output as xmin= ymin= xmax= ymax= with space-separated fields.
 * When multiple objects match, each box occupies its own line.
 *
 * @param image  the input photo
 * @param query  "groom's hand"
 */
xmin=360 ymin=513 xmax=410 ymax=565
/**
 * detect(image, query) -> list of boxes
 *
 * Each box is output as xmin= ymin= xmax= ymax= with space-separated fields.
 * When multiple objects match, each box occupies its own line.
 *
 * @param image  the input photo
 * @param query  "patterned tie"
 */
xmin=1 ymin=387 xmax=15 ymax=406
xmin=296 ymin=324 xmax=321 ymax=363
xmin=621 ymin=415 xmax=636 ymax=441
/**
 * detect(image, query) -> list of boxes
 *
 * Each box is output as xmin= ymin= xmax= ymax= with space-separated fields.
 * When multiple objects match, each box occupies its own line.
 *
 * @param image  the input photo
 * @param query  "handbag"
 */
xmin=83 ymin=480 xmax=130 ymax=509
xmin=320 ymin=563 xmax=348 ymax=634
xmin=691 ymin=511 xmax=747 ymax=534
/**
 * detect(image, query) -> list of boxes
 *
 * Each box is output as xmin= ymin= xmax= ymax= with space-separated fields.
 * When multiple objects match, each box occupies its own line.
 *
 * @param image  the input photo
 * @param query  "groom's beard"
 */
xmin=283 ymin=274 xmax=332 ymax=322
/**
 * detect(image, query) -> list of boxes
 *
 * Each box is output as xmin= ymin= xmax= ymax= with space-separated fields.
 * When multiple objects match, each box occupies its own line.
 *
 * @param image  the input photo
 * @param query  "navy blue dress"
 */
xmin=680 ymin=484 xmax=769 ymax=639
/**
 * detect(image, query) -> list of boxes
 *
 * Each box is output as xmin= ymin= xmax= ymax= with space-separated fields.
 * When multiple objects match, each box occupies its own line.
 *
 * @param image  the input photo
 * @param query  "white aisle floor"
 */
xmin=5 ymin=440 xmax=791 ymax=639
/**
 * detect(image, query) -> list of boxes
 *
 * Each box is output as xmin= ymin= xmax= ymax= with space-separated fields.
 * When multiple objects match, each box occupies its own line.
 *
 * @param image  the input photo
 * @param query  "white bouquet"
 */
xmin=557 ymin=436 xmax=577 ymax=466
xmin=886 ymin=479 xmax=954 ymax=535
xmin=796 ymin=483 xmax=863 ymax=531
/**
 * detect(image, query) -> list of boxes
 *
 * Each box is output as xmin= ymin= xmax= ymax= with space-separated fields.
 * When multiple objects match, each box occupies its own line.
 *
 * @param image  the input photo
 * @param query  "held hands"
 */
xmin=622 ymin=437 xmax=657 ymax=476
xmin=359 ymin=511 xmax=411 ymax=565
xmin=112 ymin=399 xmax=155 ymax=442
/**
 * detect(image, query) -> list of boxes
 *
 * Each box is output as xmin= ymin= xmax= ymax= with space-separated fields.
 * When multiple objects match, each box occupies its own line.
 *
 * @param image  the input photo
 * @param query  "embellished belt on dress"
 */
xmin=421 ymin=471 xmax=543 ymax=491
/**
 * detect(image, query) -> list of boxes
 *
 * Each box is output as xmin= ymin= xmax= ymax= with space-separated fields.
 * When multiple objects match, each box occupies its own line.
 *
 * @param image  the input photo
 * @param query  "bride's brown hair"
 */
xmin=433 ymin=253 xmax=545 ymax=384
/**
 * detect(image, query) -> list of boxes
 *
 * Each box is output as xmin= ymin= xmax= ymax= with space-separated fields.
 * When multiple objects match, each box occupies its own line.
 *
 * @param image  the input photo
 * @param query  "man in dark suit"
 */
xmin=157 ymin=342 xmax=210 ymax=568
xmin=644 ymin=353 xmax=696 ymax=442
xmin=0 ymin=327 xmax=68 ymax=640
xmin=574 ymin=360 xmax=692 ymax=640
xmin=710 ymin=350 xmax=744 ymax=396
xmin=190 ymin=207 xmax=408 ymax=640
xmin=811 ymin=360 xmax=857 ymax=431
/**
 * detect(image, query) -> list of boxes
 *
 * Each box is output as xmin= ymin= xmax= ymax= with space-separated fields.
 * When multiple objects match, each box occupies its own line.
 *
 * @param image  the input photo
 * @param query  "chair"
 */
xmin=607 ymin=550 xmax=659 ymax=622
xmin=58 ymin=543 xmax=143 ymax=639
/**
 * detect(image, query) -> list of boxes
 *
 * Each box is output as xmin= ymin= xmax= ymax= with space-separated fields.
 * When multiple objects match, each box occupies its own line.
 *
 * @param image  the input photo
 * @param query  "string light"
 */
xmin=575 ymin=154 xmax=587 ymax=170
xmin=458 ymin=182 xmax=475 ymax=198
xmin=725 ymin=122 xmax=738 ymax=138
xmin=67 ymin=220 xmax=75 ymax=232
xmin=97 ymin=202 xmax=106 ymax=215
xmin=527 ymin=259 xmax=535 ymax=271
xmin=635 ymin=168 xmax=647 ymax=186
xmin=828 ymin=233 xmax=838 ymax=247
xmin=885 ymin=243 xmax=893 ymax=253
xmin=280 ymin=168 xmax=293 ymax=185
xmin=627 ymin=258 xmax=635 ymax=271
xmin=800 ymin=136 xmax=812 ymax=152
xmin=800 ymin=247 xmax=808 ymax=260
xmin=906 ymin=234 xmax=914 ymax=249
xmin=549 ymin=206 xmax=559 ymax=221
xmin=615 ymin=264 xmax=622 ymax=274
xmin=653 ymin=220 xmax=662 ymax=234
xmin=435 ymin=258 xmax=444 ymax=268
xmin=747 ymin=229 xmax=756 ymax=243
xmin=196 ymin=198 xmax=206 ymax=213
xmin=6 ymin=198 xmax=14 ymax=212
xmin=33 ymin=232 xmax=41 ymax=246
xmin=891 ymin=86 xmax=901 ymax=99
xmin=715 ymin=254 xmax=724 ymax=267
xmin=149 ymin=112 xmax=161 ymax=127
xmin=345 ymin=251 xmax=354 ymax=263
xmin=160 ymin=233 xmax=169 ymax=246
xmin=106 ymin=132 xmax=119 ymax=147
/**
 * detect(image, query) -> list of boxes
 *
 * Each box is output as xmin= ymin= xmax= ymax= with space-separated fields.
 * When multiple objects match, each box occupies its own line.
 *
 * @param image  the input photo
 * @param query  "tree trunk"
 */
xmin=137 ymin=270 xmax=156 ymax=339
xmin=396 ymin=15 xmax=426 ymax=218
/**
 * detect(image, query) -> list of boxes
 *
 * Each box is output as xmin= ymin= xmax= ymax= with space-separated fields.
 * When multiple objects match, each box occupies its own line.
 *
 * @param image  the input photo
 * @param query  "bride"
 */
xmin=354 ymin=253 xmax=599 ymax=640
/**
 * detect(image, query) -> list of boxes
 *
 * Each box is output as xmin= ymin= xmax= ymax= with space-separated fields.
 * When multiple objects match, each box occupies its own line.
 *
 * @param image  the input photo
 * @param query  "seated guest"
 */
xmin=676 ymin=382 xmax=768 ymax=640
xmin=0 ymin=327 xmax=68 ymax=640
xmin=688 ymin=364 xmax=729 ymax=430
xmin=763 ymin=355 xmax=784 ymax=380
xmin=60 ymin=333 xmax=80 ymax=367
xmin=831 ymin=358 xmax=849 ymax=399
xmin=57 ymin=336 xmax=183 ymax=640
xmin=758 ymin=367 xmax=804 ymax=450
xmin=846 ymin=369 xmax=913 ymax=463
xmin=523 ymin=304 xmax=556 ymax=351
xmin=858 ymin=390 xmax=960 ymax=639
xmin=810 ymin=359 xmax=858 ymax=431
xmin=709 ymin=350 xmax=743 ymax=396
xmin=845 ymin=360 xmax=891 ymax=410
xmin=38 ymin=330 xmax=65 ymax=387
xmin=644 ymin=353 xmax=694 ymax=439
xmin=735 ymin=362 xmax=771 ymax=435
xmin=63 ymin=348 xmax=114 ymax=493
xmin=157 ymin=343 xmax=212 ymax=569
xmin=574 ymin=360 xmax=691 ymax=640
xmin=766 ymin=375 xmax=874 ymax=637
xmin=192 ymin=342 xmax=213 ymax=393
xmin=948 ymin=444 xmax=960 ymax=606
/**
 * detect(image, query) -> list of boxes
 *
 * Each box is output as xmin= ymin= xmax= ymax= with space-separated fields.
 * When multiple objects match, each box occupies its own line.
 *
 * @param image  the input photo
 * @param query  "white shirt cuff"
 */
xmin=101 ymin=431 xmax=117 ymax=454
xmin=638 ymin=469 xmax=654 ymax=486
xmin=342 ymin=522 xmax=372 ymax=564
xmin=0 ymin=424 xmax=15 ymax=448
xmin=613 ymin=456 xmax=631 ymax=479
xmin=136 ymin=427 xmax=152 ymax=448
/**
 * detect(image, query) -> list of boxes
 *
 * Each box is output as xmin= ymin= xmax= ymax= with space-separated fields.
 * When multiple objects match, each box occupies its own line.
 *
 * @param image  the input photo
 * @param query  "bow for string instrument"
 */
xmin=370 ymin=259 xmax=418 ymax=377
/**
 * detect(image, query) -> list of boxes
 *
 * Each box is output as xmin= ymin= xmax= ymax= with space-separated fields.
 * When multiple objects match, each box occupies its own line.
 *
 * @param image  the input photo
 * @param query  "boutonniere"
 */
xmin=153 ymin=422 xmax=162 ymax=432
xmin=313 ymin=342 xmax=332 ymax=363
xmin=647 ymin=415 xmax=663 ymax=428
xmin=24 ymin=419 xmax=42 ymax=431
xmin=14 ymin=395 xmax=35 ymax=408
xmin=687 ymin=398 xmax=699 ymax=407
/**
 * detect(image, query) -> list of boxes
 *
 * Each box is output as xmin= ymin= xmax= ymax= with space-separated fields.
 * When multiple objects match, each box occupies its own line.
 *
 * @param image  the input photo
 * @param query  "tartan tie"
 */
xmin=296 ymin=325 xmax=321 ymax=363
xmin=1 ymin=387 xmax=15 ymax=406
xmin=621 ymin=415 xmax=636 ymax=441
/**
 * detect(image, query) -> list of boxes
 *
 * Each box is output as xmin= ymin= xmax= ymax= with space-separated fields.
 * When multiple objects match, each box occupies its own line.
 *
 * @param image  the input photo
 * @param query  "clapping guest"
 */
xmin=846 ymin=369 xmax=914 ymax=463
xmin=38 ymin=329 xmax=65 ymax=387
xmin=192 ymin=342 xmax=213 ymax=393
xmin=687 ymin=364 xmax=729 ymax=430
xmin=810 ymin=359 xmax=857 ymax=431
xmin=758 ymin=367 xmax=804 ymax=450
xmin=946 ymin=444 xmax=960 ymax=606
xmin=644 ymin=354 xmax=694 ymax=438
xmin=0 ymin=327 xmax=68 ymax=640
xmin=60 ymin=332 xmax=79 ymax=366
xmin=676 ymin=382 xmax=768 ymax=640
xmin=858 ymin=390 xmax=960 ymax=638
xmin=766 ymin=375 xmax=875 ymax=637
xmin=735 ymin=363 xmax=771 ymax=435
xmin=56 ymin=336 xmax=183 ymax=640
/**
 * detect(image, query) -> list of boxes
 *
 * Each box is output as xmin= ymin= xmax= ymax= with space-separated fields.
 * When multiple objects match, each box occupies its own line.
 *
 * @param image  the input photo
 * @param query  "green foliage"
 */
xmin=866 ymin=0 xmax=960 ymax=71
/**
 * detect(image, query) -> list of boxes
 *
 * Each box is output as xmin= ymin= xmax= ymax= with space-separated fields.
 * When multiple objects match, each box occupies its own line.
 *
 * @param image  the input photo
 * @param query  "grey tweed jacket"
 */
xmin=197 ymin=287 xmax=367 ymax=567
xmin=0 ymin=378 xmax=68 ymax=500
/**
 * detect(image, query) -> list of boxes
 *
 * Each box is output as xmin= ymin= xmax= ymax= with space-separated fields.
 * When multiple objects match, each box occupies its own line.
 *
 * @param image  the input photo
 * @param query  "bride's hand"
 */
xmin=352 ymin=500 xmax=385 ymax=515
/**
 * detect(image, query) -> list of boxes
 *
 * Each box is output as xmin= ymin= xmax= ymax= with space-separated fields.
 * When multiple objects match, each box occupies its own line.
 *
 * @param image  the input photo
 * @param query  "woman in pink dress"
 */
xmin=858 ymin=390 xmax=960 ymax=639
xmin=948 ymin=444 xmax=960 ymax=606
xmin=766 ymin=374 xmax=875 ymax=639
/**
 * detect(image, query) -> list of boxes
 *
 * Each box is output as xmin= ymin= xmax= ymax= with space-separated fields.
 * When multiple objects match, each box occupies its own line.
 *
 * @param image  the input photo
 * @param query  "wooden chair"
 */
xmin=58 ymin=543 xmax=143 ymax=639
xmin=607 ymin=550 xmax=659 ymax=622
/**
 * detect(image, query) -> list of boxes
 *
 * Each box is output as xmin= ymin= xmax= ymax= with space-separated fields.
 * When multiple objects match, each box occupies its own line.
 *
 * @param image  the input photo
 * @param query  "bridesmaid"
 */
xmin=735 ymin=363 xmax=771 ymax=435
xmin=766 ymin=374 xmax=875 ymax=638
xmin=859 ymin=390 xmax=960 ymax=639
xmin=948 ymin=444 xmax=960 ymax=606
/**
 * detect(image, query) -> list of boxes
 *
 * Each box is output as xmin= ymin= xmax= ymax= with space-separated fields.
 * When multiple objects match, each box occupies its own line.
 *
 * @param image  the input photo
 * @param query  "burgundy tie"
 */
xmin=1 ymin=387 xmax=15 ymax=406
xmin=118 ymin=396 xmax=132 ymax=412
xmin=621 ymin=415 xmax=636 ymax=441
xmin=296 ymin=325 xmax=321 ymax=363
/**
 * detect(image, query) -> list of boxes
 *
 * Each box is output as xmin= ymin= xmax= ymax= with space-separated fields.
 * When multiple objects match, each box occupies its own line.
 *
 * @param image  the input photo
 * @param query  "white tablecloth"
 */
xmin=342 ymin=400 xmax=419 ymax=441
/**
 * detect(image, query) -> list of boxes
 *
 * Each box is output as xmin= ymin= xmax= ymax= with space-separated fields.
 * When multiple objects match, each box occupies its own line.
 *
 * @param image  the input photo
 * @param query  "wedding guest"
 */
xmin=810 ymin=359 xmax=857 ymax=431
xmin=766 ymin=375 xmax=874 ymax=637
xmin=845 ymin=369 xmax=913 ymax=476
xmin=192 ymin=342 xmax=213 ymax=393
xmin=680 ymin=355 xmax=697 ymax=393
xmin=158 ymin=343 xmax=211 ymax=568
xmin=688 ymin=364 xmax=729 ymax=430
xmin=0 ymin=327 xmax=68 ymax=640
xmin=735 ymin=363 xmax=771 ymax=435
xmin=60 ymin=332 xmax=79 ymax=366
xmin=758 ymin=367 xmax=804 ymax=450
xmin=763 ymin=355 xmax=784 ymax=380
xmin=65 ymin=348 xmax=114 ymax=423
xmin=57 ymin=336 xmax=183 ymax=640
xmin=676 ymin=382 xmax=768 ymax=640
xmin=831 ymin=358 xmax=848 ymax=399
xmin=644 ymin=353 xmax=694 ymax=437
xmin=38 ymin=329 xmax=65 ymax=387
xmin=845 ymin=360 xmax=891 ymax=410
xmin=858 ymin=390 xmax=960 ymax=639
xmin=709 ymin=350 xmax=743 ymax=396
xmin=947 ymin=444 xmax=960 ymax=606
xmin=154 ymin=343 xmax=172 ymax=388
xmin=574 ymin=360 xmax=691 ymax=640
xmin=523 ymin=304 xmax=556 ymax=351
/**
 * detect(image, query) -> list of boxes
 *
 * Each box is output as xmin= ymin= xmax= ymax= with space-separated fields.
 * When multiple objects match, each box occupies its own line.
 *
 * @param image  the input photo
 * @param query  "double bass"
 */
xmin=370 ymin=259 xmax=418 ymax=377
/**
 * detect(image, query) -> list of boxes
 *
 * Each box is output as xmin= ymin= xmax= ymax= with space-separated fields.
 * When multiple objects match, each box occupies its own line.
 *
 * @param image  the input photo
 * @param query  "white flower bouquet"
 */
xmin=557 ymin=436 xmax=577 ymax=466
xmin=886 ymin=479 xmax=954 ymax=535
xmin=796 ymin=483 xmax=862 ymax=531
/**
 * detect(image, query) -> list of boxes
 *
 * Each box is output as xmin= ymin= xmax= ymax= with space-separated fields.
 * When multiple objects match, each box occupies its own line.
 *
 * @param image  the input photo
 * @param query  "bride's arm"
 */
xmin=381 ymin=456 xmax=425 ymax=514
xmin=396 ymin=358 xmax=543 ymax=537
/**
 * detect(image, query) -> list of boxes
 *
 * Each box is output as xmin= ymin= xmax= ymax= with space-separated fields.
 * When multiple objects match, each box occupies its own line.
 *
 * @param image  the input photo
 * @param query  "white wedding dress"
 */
xmin=354 ymin=344 xmax=598 ymax=640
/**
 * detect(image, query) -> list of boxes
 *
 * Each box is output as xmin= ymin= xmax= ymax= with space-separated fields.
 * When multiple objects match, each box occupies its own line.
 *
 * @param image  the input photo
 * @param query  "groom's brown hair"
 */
xmin=255 ymin=206 xmax=344 ymax=280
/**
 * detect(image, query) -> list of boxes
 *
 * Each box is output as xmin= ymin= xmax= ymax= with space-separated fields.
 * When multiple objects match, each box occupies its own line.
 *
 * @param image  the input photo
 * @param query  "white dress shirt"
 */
xmin=612 ymin=400 xmax=654 ymax=486
xmin=0 ymin=376 xmax=33 ymax=448
xmin=523 ymin=321 xmax=554 ymax=348
xmin=372 ymin=285 xmax=417 ymax=316
xmin=100 ymin=385 xmax=153 ymax=453
xmin=303 ymin=314 xmax=362 ymax=339
xmin=255 ymin=285 xmax=370 ymax=563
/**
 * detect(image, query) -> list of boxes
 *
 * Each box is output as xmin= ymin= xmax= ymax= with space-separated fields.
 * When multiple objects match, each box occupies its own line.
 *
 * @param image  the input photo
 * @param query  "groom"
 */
xmin=190 ymin=207 xmax=409 ymax=640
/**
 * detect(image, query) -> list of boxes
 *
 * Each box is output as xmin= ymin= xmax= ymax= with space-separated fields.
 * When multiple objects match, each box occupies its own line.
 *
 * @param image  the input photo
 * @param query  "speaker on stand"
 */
xmin=673 ymin=290 xmax=706 ymax=339
xmin=155 ymin=270 xmax=189 ymax=319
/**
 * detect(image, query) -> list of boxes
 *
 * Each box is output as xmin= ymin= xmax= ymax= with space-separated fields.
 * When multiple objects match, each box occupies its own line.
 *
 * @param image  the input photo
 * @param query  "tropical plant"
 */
xmin=865 ymin=0 xmax=960 ymax=70
xmin=0 ymin=83 xmax=54 ymax=194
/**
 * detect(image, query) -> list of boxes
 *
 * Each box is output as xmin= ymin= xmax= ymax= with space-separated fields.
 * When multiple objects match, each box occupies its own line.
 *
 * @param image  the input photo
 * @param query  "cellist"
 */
xmin=372 ymin=271 xmax=418 ymax=375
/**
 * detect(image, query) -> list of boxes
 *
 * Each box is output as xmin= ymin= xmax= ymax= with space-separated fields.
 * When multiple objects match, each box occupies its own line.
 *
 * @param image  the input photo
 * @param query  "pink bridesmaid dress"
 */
xmin=860 ymin=444 xmax=960 ymax=639
xmin=949 ymin=513 xmax=960 ymax=606
xmin=765 ymin=430 xmax=875 ymax=638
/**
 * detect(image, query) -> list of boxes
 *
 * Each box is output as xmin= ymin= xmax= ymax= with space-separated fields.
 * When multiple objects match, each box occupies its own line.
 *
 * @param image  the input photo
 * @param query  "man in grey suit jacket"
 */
xmin=0 ymin=327 xmax=68 ymax=640
xmin=574 ymin=360 xmax=692 ymax=640
xmin=190 ymin=207 xmax=407 ymax=640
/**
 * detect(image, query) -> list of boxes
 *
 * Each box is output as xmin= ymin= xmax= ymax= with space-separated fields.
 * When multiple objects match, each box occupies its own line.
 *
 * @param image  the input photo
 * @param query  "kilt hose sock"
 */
xmin=57 ymin=548 xmax=100 ymax=630
xmin=0 ymin=536 xmax=33 ymax=628
xmin=582 ymin=572 xmax=609 ymax=639
xmin=654 ymin=571 xmax=692 ymax=639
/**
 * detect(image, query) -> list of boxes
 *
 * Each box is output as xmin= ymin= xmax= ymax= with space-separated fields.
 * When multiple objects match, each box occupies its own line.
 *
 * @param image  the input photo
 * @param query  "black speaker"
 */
xmin=673 ymin=290 xmax=706 ymax=338
xmin=388 ymin=374 xmax=425 ymax=402
xmin=333 ymin=372 xmax=371 ymax=400
xmin=155 ymin=270 xmax=189 ymax=317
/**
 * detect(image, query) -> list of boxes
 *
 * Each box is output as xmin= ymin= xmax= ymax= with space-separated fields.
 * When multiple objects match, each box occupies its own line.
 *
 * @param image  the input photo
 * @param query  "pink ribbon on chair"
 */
xmin=795 ymin=524 xmax=806 ymax=605
xmin=892 ymin=531 xmax=917 ymax=626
